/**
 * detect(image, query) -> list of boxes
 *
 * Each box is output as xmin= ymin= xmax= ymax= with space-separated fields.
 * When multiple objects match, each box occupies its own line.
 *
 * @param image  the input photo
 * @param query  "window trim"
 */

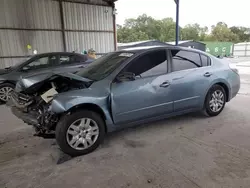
xmin=200 ymin=53 xmax=212 ymax=67
xmin=169 ymin=49 xmax=212 ymax=73
xmin=114 ymin=49 xmax=169 ymax=82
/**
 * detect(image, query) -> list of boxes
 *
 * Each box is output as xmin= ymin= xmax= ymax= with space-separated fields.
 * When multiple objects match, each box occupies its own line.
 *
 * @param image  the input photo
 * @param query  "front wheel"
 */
xmin=55 ymin=110 xmax=105 ymax=157
xmin=203 ymin=84 xmax=226 ymax=117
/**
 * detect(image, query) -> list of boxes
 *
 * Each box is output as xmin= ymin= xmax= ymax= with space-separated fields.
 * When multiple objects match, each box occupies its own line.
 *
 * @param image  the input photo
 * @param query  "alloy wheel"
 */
xmin=209 ymin=90 xmax=225 ymax=113
xmin=66 ymin=118 xmax=99 ymax=150
xmin=0 ymin=86 xmax=13 ymax=102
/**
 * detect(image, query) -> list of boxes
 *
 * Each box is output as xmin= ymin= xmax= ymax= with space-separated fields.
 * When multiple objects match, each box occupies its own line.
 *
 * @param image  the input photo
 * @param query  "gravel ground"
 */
xmin=1 ymin=68 xmax=250 ymax=188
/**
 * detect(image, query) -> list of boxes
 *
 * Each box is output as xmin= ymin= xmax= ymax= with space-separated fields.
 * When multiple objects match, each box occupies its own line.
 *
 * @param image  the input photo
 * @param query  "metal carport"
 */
xmin=0 ymin=0 xmax=180 ymax=68
xmin=0 ymin=0 xmax=117 ymax=68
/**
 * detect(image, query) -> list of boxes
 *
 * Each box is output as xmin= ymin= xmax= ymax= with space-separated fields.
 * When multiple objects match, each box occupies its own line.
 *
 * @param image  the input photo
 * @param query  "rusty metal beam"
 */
xmin=59 ymin=0 xmax=67 ymax=51
xmin=0 ymin=28 xmax=114 ymax=33
xmin=52 ymin=0 xmax=113 ymax=7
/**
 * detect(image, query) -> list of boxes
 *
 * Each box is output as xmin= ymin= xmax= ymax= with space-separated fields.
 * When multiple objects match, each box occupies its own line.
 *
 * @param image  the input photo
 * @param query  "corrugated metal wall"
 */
xmin=0 ymin=0 xmax=61 ymax=29
xmin=63 ymin=0 xmax=112 ymax=6
xmin=63 ymin=2 xmax=115 ymax=54
xmin=0 ymin=30 xmax=63 ymax=56
xmin=233 ymin=42 xmax=250 ymax=57
xmin=0 ymin=58 xmax=29 ymax=68
xmin=0 ymin=0 xmax=115 ymax=68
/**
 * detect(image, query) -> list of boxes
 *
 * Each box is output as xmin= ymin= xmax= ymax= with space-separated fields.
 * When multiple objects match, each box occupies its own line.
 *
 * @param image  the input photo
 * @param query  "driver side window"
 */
xmin=122 ymin=50 xmax=168 ymax=78
xmin=22 ymin=55 xmax=57 ymax=71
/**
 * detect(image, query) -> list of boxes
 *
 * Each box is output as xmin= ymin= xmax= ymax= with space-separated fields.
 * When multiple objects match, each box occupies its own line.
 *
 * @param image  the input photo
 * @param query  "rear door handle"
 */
xmin=160 ymin=81 xmax=171 ymax=88
xmin=204 ymin=72 xmax=212 ymax=77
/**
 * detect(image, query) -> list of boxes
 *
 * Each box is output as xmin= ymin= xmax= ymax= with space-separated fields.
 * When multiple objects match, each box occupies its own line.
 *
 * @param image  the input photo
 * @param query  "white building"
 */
xmin=233 ymin=42 xmax=250 ymax=57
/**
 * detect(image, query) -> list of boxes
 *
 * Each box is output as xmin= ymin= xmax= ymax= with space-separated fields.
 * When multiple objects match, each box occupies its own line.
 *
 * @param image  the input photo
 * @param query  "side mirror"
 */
xmin=116 ymin=72 xmax=136 ymax=82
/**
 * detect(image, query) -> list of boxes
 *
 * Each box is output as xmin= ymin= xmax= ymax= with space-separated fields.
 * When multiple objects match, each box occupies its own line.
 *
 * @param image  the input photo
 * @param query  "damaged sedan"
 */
xmin=8 ymin=46 xmax=240 ymax=156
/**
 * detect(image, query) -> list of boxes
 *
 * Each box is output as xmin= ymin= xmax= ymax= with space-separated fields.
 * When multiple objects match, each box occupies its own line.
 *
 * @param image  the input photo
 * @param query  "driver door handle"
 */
xmin=160 ymin=81 xmax=171 ymax=88
xmin=204 ymin=72 xmax=212 ymax=77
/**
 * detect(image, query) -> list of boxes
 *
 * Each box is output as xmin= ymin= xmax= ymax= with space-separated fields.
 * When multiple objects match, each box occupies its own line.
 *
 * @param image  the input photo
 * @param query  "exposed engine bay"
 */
xmin=8 ymin=73 xmax=91 ymax=138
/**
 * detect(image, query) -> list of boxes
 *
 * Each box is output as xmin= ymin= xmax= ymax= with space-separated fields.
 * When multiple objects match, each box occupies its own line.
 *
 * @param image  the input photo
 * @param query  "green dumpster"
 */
xmin=201 ymin=42 xmax=234 ymax=57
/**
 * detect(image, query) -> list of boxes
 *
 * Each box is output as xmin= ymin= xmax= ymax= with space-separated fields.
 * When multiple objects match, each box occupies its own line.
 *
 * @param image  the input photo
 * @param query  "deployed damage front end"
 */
xmin=8 ymin=72 xmax=92 ymax=138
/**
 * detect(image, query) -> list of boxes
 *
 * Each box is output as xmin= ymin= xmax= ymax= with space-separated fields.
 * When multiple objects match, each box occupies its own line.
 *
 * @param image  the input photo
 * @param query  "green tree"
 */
xmin=124 ymin=14 xmax=162 ymax=40
xmin=230 ymin=26 xmax=250 ymax=42
xmin=210 ymin=22 xmax=239 ymax=42
xmin=159 ymin=18 xmax=176 ymax=42
xmin=117 ymin=24 xmax=149 ymax=43
xmin=117 ymin=14 xmax=250 ymax=43
xmin=181 ymin=24 xmax=208 ymax=41
xmin=181 ymin=24 xmax=200 ymax=40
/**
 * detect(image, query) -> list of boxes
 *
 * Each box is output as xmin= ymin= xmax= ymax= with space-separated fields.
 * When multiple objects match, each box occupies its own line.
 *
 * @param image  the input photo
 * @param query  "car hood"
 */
xmin=15 ymin=71 xmax=92 ymax=93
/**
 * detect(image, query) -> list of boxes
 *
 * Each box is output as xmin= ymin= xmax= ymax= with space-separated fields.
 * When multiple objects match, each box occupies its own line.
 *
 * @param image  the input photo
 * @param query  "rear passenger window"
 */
xmin=171 ymin=50 xmax=202 ymax=72
xmin=200 ymin=54 xmax=210 ymax=66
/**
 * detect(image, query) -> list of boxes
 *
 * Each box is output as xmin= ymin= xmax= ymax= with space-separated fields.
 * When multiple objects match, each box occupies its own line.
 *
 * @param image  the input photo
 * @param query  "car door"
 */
xmin=18 ymin=54 xmax=58 ymax=79
xmin=111 ymin=49 xmax=174 ymax=124
xmin=52 ymin=54 xmax=89 ymax=74
xmin=169 ymin=49 xmax=216 ymax=112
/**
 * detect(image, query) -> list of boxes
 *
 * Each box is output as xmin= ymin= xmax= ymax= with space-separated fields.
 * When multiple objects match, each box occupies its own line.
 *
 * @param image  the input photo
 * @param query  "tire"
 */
xmin=0 ymin=83 xmax=15 ymax=103
xmin=203 ymin=84 xmax=226 ymax=117
xmin=55 ymin=110 xmax=105 ymax=157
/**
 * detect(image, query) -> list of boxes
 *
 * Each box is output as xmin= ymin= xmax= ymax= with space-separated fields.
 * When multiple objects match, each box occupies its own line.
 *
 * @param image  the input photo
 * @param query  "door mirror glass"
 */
xmin=116 ymin=72 xmax=136 ymax=82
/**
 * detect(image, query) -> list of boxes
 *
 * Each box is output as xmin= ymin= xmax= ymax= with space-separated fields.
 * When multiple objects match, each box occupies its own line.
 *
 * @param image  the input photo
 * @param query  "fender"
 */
xmin=50 ymin=88 xmax=116 ymax=132
xmin=203 ymin=78 xmax=231 ymax=103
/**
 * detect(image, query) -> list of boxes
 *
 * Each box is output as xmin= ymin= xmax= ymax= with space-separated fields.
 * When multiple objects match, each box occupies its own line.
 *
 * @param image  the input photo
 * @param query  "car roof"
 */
xmin=117 ymin=45 xmax=206 ymax=55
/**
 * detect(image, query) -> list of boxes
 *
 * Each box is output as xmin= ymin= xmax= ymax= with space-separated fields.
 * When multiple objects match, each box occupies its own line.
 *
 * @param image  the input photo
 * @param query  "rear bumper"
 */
xmin=229 ymin=73 xmax=240 ymax=100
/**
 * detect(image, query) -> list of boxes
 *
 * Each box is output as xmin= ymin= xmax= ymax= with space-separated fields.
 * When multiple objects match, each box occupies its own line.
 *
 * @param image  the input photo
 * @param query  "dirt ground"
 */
xmin=1 ymin=63 xmax=250 ymax=188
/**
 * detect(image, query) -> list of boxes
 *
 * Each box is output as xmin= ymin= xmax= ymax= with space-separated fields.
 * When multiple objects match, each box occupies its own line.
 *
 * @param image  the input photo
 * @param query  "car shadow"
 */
xmin=0 ymin=111 xmax=209 ymax=165
xmin=51 ymin=112 xmax=207 ymax=164
xmin=103 ymin=112 xmax=205 ymax=146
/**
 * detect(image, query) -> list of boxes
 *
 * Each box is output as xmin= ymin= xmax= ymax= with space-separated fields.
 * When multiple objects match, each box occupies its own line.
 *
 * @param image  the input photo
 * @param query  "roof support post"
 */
xmin=59 ymin=0 xmax=67 ymax=52
xmin=175 ymin=0 xmax=180 ymax=46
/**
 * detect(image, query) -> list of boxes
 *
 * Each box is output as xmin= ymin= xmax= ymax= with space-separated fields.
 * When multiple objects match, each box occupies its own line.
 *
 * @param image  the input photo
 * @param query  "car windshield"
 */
xmin=8 ymin=56 xmax=34 ymax=69
xmin=76 ymin=52 xmax=134 ymax=81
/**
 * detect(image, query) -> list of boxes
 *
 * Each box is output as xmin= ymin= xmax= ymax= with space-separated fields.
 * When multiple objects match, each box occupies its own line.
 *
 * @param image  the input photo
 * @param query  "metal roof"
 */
xmin=118 ymin=45 xmax=206 ymax=54
xmin=117 ymin=40 xmax=172 ymax=48
xmin=118 ymin=40 xmax=157 ymax=47
xmin=122 ymin=45 xmax=166 ymax=51
xmin=166 ymin=40 xmax=206 ymax=45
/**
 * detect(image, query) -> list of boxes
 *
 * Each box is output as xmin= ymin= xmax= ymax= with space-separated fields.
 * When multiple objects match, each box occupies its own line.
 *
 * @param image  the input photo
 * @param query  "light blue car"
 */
xmin=9 ymin=46 xmax=240 ymax=156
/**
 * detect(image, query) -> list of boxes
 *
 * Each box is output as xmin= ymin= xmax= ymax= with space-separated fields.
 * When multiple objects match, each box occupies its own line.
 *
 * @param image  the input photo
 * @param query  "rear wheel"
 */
xmin=0 ymin=83 xmax=14 ymax=103
xmin=55 ymin=110 xmax=105 ymax=157
xmin=203 ymin=84 xmax=226 ymax=117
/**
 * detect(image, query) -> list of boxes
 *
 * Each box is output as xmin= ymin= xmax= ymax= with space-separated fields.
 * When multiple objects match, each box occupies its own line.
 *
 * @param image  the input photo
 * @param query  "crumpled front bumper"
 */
xmin=11 ymin=106 xmax=39 ymax=126
xmin=6 ymin=96 xmax=38 ymax=127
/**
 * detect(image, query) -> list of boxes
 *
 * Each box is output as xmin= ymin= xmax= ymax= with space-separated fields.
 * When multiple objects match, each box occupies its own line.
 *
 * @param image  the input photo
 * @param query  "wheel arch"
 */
xmin=215 ymin=82 xmax=229 ymax=102
xmin=67 ymin=103 xmax=108 ymax=133
xmin=204 ymin=82 xmax=230 ymax=103
xmin=204 ymin=79 xmax=230 ymax=102
xmin=0 ymin=81 xmax=15 ymax=86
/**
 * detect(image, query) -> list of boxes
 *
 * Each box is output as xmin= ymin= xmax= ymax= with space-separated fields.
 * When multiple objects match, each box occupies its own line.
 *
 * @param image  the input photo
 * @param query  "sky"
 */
xmin=115 ymin=0 xmax=249 ymax=28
